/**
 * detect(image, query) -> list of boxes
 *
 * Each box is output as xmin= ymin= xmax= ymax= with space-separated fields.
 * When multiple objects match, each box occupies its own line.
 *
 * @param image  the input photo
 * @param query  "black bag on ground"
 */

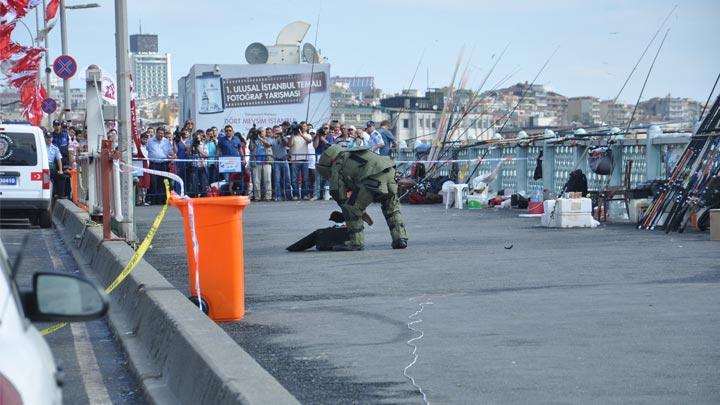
xmin=287 ymin=226 xmax=349 ymax=251
xmin=511 ymin=194 xmax=529 ymax=209
xmin=316 ymin=227 xmax=349 ymax=251
xmin=588 ymin=147 xmax=614 ymax=175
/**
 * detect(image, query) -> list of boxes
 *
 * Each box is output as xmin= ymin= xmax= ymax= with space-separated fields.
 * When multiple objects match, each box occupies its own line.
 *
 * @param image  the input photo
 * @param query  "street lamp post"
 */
xmin=59 ymin=0 xmax=69 ymax=113
xmin=114 ymin=0 xmax=134 ymax=242
xmin=57 ymin=2 xmax=100 ymax=114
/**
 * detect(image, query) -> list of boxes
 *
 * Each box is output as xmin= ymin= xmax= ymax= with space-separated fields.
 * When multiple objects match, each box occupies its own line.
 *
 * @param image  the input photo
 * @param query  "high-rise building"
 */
xmin=130 ymin=34 xmax=158 ymax=53
xmin=129 ymin=32 xmax=172 ymax=99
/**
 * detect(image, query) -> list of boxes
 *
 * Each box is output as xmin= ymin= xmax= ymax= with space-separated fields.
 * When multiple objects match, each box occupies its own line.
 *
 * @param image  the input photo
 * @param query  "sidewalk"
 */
xmin=135 ymin=202 xmax=720 ymax=404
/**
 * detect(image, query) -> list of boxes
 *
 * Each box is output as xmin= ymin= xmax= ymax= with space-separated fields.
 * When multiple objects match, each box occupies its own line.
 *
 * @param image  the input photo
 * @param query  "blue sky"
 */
xmin=14 ymin=0 xmax=720 ymax=102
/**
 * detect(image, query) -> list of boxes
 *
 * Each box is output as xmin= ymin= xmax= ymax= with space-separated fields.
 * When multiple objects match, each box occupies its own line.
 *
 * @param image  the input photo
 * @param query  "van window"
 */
xmin=0 ymin=132 xmax=38 ymax=166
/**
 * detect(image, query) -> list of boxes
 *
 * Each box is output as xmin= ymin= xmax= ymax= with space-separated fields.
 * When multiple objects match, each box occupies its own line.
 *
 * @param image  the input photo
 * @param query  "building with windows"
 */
xmin=639 ymin=95 xmax=702 ymax=123
xmin=129 ymin=32 xmax=172 ymax=100
xmin=565 ymin=96 xmax=600 ymax=126
xmin=331 ymin=76 xmax=375 ymax=98
xmin=130 ymin=34 xmax=158 ymax=53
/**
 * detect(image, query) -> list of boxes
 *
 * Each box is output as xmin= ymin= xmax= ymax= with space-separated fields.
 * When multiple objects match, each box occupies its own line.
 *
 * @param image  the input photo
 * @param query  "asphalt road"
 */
xmin=1 ymin=222 xmax=145 ymax=405
xmin=136 ymin=201 xmax=720 ymax=404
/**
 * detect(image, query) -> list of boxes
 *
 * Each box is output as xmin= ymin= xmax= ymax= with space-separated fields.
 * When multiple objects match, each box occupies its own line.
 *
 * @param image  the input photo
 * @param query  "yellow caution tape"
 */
xmin=41 ymin=180 xmax=171 ymax=336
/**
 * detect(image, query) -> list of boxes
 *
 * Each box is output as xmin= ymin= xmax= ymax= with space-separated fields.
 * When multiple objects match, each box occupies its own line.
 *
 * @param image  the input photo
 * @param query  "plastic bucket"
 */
xmin=528 ymin=201 xmax=544 ymax=214
xmin=169 ymin=195 xmax=250 ymax=321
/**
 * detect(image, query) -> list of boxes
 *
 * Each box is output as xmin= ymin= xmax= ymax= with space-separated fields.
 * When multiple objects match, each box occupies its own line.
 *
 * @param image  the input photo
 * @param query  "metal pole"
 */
xmin=59 ymin=0 xmax=70 ymax=113
xmin=101 ymin=140 xmax=112 ymax=240
xmin=114 ymin=0 xmax=135 ymax=241
xmin=42 ymin=0 xmax=52 ymax=127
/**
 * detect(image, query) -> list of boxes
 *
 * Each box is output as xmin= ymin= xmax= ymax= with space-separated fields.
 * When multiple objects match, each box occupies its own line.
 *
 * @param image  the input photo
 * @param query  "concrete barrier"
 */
xmin=52 ymin=200 xmax=299 ymax=405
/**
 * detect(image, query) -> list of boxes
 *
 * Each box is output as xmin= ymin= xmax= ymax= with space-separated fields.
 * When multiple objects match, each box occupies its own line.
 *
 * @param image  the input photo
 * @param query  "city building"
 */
xmin=639 ymin=95 xmax=702 ymax=123
xmin=380 ymin=91 xmax=494 ymax=146
xmin=598 ymin=100 xmax=633 ymax=126
xmin=69 ymin=88 xmax=86 ymax=111
xmin=330 ymin=76 xmax=375 ymax=98
xmin=130 ymin=33 xmax=158 ymax=53
xmin=329 ymin=105 xmax=387 ymax=129
xmin=565 ymin=96 xmax=600 ymax=126
xmin=129 ymin=32 xmax=172 ymax=100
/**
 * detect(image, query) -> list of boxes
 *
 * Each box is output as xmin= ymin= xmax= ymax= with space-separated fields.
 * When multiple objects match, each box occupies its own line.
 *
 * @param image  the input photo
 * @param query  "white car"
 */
xmin=0 ymin=124 xmax=54 ymax=228
xmin=0 ymin=240 xmax=108 ymax=404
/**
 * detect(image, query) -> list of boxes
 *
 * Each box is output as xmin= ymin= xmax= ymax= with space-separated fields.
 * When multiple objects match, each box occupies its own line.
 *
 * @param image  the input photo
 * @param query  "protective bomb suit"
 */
xmin=316 ymin=145 xmax=408 ymax=250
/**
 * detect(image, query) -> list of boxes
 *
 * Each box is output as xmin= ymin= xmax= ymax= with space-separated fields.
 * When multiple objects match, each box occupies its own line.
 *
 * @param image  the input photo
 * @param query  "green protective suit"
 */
xmin=317 ymin=145 xmax=408 ymax=249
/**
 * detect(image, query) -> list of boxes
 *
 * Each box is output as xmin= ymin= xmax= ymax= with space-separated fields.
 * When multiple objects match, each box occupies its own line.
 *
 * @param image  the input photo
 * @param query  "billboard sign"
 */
xmin=181 ymin=63 xmax=331 ymax=133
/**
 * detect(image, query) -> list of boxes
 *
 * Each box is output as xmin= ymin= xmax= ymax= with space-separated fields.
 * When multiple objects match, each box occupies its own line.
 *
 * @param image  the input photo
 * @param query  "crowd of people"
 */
xmin=134 ymin=119 xmax=398 ymax=205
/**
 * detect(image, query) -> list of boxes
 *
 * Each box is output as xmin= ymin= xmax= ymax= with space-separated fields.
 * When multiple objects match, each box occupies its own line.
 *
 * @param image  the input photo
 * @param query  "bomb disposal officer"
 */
xmin=316 ymin=144 xmax=408 ymax=251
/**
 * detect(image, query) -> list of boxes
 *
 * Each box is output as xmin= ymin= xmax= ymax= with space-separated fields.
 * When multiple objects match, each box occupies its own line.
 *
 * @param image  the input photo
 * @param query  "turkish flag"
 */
xmin=45 ymin=0 xmax=60 ymax=22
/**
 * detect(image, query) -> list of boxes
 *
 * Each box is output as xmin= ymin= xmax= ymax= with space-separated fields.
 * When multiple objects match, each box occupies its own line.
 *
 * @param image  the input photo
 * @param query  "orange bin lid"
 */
xmin=168 ymin=194 xmax=251 ymax=208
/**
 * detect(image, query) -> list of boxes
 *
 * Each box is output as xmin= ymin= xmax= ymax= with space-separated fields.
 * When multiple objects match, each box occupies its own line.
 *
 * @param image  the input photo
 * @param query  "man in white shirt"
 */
xmin=366 ymin=121 xmax=384 ymax=154
xmin=145 ymin=127 xmax=173 ymax=204
xmin=287 ymin=122 xmax=312 ymax=199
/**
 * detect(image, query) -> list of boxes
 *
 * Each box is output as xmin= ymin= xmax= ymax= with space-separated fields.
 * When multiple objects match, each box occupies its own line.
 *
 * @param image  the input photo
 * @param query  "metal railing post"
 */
xmin=516 ymin=146 xmax=528 ymax=194
xmin=101 ymin=140 xmax=112 ymax=240
xmin=542 ymin=141 xmax=556 ymax=194
xmin=646 ymin=126 xmax=663 ymax=181
xmin=610 ymin=143 xmax=623 ymax=187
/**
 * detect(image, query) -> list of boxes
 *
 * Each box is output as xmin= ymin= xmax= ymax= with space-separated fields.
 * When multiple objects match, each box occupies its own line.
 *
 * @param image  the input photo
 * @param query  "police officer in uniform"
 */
xmin=316 ymin=144 xmax=408 ymax=251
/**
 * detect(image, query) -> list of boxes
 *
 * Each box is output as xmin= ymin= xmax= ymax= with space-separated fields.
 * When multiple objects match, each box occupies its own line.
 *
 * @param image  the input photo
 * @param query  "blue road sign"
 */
xmin=41 ymin=98 xmax=57 ymax=114
xmin=53 ymin=55 xmax=77 ymax=80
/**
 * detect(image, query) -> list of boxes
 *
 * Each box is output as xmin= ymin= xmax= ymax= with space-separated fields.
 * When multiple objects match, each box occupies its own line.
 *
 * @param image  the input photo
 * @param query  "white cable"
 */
xmin=403 ymin=299 xmax=433 ymax=405
xmin=117 ymin=160 xmax=184 ymax=196
xmin=186 ymin=198 xmax=203 ymax=313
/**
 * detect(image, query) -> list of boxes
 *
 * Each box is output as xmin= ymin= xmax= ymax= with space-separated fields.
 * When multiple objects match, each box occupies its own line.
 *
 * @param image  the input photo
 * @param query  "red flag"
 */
xmin=9 ymin=47 xmax=43 ymax=74
xmin=0 ymin=41 xmax=27 ymax=60
xmin=7 ymin=0 xmax=31 ymax=19
xmin=0 ymin=22 xmax=17 ymax=55
xmin=19 ymin=81 xmax=47 ymax=125
xmin=45 ymin=0 xmax=60 ymax=22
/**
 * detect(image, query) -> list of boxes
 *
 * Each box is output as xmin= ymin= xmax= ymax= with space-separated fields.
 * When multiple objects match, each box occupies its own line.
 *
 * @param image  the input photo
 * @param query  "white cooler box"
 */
xmin=542 ymin=198 xmax=595 ymax=228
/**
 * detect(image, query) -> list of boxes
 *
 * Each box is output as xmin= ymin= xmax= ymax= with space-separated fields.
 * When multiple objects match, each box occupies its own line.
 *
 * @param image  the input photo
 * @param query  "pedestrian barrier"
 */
xmin=41 ymin=180 xmax=172 ymax=336
xmin=169 ymin=194 xmax=251 ymax=322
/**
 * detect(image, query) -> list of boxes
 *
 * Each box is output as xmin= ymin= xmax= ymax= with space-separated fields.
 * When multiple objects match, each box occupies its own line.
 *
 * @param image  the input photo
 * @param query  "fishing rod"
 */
xmin=388 ymin=49 xmax=427 ymax=128
xmin=600 ymin=4 xmax=677 ymax=125
xmin=304 ymin=12 xmax=321 ymax=123
xmin=437 ymin=45 xmax=510 ymax=145
xmin=698 ymin=71 xmax=720 ymax=124
xmin=308 ymin=62 xmax=365 ymax=126
xmin=424 ymin=47 xmax=511 ymax=174
xmin=623 ymin=29 xmax=670 ymax=137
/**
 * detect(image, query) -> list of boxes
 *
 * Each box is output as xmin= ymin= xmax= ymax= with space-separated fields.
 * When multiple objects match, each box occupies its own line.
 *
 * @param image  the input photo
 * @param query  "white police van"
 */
xmin=0 ymin=124 xmax=53 ymax=227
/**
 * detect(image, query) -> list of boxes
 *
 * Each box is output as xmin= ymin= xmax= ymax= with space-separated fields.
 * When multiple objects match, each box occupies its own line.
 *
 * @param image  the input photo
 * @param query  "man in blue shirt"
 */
xmin=217 ymin=125 xmax=244 ymax=193
xmin=45 ymin=132 xmax=68 ymax=198
xmin=377 ymin=120 xmax=396 ymax=157
xmin=50 ymin=119 xmax=71 ymax=166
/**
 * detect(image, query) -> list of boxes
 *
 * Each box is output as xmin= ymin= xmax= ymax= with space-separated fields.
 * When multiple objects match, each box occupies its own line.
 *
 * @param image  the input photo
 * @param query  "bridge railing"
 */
xmin=396 ymin=131 xmax=691 ymax=194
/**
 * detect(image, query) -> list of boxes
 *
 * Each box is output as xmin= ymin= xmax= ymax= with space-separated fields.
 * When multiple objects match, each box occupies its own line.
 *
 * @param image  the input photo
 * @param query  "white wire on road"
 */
xmin=403 ymin=298 xmax=433 ymax=405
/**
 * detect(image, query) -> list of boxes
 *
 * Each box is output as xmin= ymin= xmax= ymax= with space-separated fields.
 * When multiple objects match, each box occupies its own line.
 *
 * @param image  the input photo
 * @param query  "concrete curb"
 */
xmin=52 ymin=200 xmax=299 ymax=405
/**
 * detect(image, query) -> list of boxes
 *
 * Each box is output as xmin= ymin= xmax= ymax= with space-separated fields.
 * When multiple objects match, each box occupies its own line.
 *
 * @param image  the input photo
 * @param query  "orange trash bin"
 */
xmin=169 ymin=194 xmax=250 ymax=322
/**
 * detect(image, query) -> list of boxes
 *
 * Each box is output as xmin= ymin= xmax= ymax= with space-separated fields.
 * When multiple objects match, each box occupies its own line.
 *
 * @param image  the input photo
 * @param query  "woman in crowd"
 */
xmin=173 ymin=129 xmax=190 ymax=194
xmin=205 ymin=127 xmax=218 ymax=185
xmin=188 ymin=130 xmax=209 ymax=197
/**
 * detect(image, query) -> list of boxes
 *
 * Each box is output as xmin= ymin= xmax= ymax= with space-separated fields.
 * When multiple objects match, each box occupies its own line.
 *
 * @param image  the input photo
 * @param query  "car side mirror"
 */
xmin=23 ymin=272 xmax=109 ymax=322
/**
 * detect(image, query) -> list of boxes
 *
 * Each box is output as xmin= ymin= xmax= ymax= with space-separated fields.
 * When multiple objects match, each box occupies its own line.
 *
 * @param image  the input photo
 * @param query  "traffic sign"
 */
xmin=41 ymin=98 xmax=57 ymax=114
xmin=53 ymin=55 xmax=77 ymax=80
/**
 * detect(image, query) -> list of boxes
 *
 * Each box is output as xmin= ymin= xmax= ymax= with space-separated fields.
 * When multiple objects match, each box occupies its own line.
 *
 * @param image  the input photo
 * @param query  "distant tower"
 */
xmin=129 ymin=30 xmax=171 ymax=99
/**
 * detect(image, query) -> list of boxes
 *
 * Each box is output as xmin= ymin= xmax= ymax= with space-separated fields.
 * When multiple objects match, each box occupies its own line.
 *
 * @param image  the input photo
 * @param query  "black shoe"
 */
xmin=332 ymin=243 xmax=363 ymax=251
xmin=392 ymin=239 xmax=408 ymax=249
